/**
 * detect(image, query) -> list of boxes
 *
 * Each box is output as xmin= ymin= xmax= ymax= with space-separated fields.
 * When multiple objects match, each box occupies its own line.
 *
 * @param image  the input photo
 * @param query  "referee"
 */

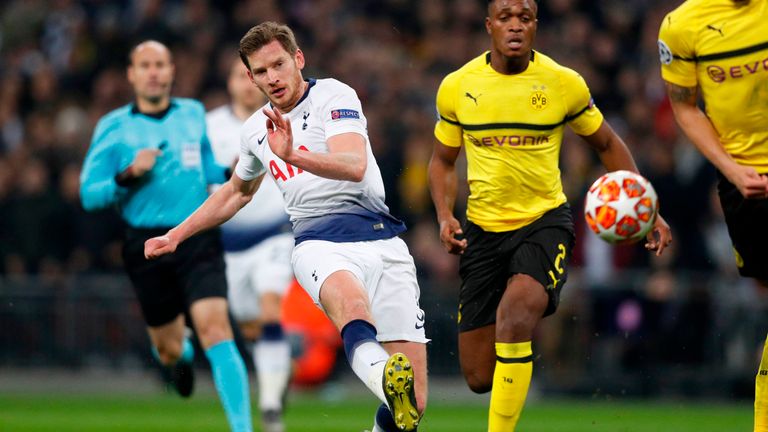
xmin=79 ymin=41 xmax=252 ymax=432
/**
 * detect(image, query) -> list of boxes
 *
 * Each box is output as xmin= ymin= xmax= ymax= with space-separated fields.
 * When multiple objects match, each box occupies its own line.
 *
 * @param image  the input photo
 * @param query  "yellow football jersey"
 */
xmin=434 ymin=51 xmax=603 ymax=232
xmin=659 ymin=0 xmax=768 ymax=172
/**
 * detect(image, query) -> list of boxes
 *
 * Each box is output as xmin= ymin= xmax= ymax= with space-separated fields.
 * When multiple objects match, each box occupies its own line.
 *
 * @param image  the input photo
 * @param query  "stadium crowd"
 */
xmin=0 ymin=0 xmax=733 ymax=277
xmin=0 ymin=0 xmax=761 ymax=394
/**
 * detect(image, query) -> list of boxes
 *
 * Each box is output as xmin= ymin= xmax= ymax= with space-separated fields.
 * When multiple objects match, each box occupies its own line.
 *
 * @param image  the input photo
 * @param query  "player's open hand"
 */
xmin=144 ymin=234 xmax=178 ymax=259
xmin=263 ymin=107 xmax=294 ymax=162
xmin=727 ymin=165 xmax=768 ymax=199
xmin=439 ymin=217 xmax=467 ymax=255
xmin=645 ymin=214 xmax=672 ymax=256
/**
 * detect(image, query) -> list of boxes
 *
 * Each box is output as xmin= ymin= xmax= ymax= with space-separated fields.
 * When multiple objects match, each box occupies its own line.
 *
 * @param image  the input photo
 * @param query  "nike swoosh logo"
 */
xmin=257 ymin=134 xmax=266 ymax=145
xmin=415 ymin=322 xmax=424 ymax=330
xmin=370 ymin=359 xmax=385 ymax=367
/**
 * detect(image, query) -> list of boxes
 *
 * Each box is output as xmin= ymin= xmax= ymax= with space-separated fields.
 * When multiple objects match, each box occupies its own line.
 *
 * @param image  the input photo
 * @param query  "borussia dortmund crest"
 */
xmin=530 ymin=85 xmax=548 ymax=110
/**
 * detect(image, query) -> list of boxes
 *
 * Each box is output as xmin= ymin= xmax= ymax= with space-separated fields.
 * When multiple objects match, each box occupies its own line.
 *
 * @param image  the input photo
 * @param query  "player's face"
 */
xmin=486 ymin=0 xmax=537 ymax=60
xmin=246 ymin=40 xmax=306 ymax=112
xmin=127 ymin=43 xmax=174 ymax=104
xmin=228 ymin=59 xmax=263 ymax=111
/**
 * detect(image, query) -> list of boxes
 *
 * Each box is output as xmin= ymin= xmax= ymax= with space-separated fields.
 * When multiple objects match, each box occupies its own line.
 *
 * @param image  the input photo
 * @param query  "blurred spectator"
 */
xmin=4 ymin=156 xmax=61 ymax=274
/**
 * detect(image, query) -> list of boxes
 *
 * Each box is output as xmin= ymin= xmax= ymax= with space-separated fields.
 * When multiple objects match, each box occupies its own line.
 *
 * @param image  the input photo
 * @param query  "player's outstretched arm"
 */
xmin=428 ymin=141 xmax=467 ymax=255
xmin=262 ymin=107 xmax=367 ymax=181
xmin=665 ymin=82 xmax=768 ymax=199
xmin=580 ymin=121 xmax=673 ymax=256
xmin=144 ymin=173 xmax=264 ymax=259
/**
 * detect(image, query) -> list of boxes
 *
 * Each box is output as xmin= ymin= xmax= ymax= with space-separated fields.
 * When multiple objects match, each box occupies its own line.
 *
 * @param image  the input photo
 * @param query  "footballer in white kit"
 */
xmin=207 ymin=105 xmax=293 ymax=321
xmin=205 ymin=54 xmax=294 ymax=432
xmin=145 ymin=24 xmax=427 ymax=431
xmin=235 ymin=78 xmax=428 ymax=345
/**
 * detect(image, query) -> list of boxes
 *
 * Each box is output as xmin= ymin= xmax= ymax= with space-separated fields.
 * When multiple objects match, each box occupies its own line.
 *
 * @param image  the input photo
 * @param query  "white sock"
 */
xmin=254 ymin=339 xmax=292 ymax=411
xmin=349 ymin=340 xmax=389 ymax=404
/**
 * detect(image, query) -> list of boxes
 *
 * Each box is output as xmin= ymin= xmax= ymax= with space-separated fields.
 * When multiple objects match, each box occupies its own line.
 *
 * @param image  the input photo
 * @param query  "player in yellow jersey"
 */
xmin=658 ymin=1 xmax=768 ymax=430
xmin=428 ymin=1 xmax=673 ymax=431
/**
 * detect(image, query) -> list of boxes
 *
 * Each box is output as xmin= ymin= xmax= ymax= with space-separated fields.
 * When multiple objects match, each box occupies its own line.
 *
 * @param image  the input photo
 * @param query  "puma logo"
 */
xmin=706 ymin=24 xmax=724 ymax=36
xmin=465 ymin=92 xmax=480 ymax=105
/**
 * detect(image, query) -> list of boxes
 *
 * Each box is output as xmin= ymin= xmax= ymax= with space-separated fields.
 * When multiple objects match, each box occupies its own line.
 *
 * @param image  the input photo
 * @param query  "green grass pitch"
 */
xmin=0 ymin=392 xmax=751 ymax=431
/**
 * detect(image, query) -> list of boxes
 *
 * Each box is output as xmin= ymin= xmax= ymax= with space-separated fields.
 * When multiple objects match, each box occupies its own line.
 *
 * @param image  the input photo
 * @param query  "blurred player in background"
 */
xmin=658 ymin=1 xmax=768 ymax=430
xmin=428 ymin=1 xmax=672 ymax=430
xmin=206 ymin=54 xmax=293 ymax=432
xmin=145 ymin=22 xmax=428 ymax=432
xmin=79 ymin=40 xmax=252 ymax=432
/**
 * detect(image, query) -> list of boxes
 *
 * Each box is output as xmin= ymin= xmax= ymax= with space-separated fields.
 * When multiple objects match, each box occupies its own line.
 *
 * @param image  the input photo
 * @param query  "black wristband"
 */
xmin=115 ymin=166 xmax=141 ymax=187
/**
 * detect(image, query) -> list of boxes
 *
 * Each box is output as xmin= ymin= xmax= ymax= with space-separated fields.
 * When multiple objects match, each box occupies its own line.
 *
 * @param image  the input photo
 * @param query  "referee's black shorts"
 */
xmin=122 ymin=227 xmax=228 ymax=327
xmin=457 ymin=204 xmax=575 ymax=333
xmin=717 ymin=172 xmax=768 ymax=281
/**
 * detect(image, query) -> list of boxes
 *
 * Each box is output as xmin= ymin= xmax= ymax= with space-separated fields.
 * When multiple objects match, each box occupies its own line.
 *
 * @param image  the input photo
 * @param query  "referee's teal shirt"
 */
xmin=80 ymin=98 xmax=227 ymax=228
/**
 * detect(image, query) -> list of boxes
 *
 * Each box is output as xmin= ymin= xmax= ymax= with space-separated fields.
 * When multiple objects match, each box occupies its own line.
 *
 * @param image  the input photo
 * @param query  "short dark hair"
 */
xmin=238 ymin=22 xmax=299 ymax=70
xmin=487 ymin=0 xmax=538 ymax=9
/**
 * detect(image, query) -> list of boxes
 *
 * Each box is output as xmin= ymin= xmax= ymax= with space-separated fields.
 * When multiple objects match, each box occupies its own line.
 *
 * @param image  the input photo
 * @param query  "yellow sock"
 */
xmin=488 ymin=341 xmax=533 ymax=432
xmin=756 ymin=334 xmax=768 ymax=432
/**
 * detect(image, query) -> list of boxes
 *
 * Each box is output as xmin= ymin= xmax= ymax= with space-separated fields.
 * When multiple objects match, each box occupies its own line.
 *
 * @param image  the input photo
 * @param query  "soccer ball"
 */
xmin=584 ymin=170 xmax=659 ymax=244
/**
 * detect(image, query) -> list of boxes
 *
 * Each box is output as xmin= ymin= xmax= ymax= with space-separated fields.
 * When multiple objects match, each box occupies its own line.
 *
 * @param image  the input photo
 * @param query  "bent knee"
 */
xmin=195 ymin=324 xmax=232 ymax=349
xmin=464 ymin=373 xmax=492 ymax=394
xmin=495 ymin=313 xmax=538 ymax=341
xmin=155 ymin=340 xmax=183 ymax=365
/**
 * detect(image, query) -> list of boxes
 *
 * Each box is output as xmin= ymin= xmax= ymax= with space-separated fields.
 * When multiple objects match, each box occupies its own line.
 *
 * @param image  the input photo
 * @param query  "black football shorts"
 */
xmin=122 ymin=227 xmax=228 ymax=327
xmin=717 ymin=172 xmax=768 ymax=281
xmin=457 ymin=204 xmax=575 ymax=332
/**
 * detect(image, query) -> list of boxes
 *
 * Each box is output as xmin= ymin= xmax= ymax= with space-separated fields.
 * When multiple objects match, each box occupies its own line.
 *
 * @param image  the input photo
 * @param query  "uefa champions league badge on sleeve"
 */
xmin=658 ymin=40 xmax=673 ymax=65
xmin=330 ymin=109 xmax=359 ymax=120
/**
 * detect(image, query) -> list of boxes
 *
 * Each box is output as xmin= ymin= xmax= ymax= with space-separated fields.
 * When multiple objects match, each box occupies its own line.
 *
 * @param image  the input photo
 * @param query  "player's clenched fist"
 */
xmin=144 ymin=234 xmax=178 ymax=259
xmin=439 ymin=217 xmax=467 ymax=255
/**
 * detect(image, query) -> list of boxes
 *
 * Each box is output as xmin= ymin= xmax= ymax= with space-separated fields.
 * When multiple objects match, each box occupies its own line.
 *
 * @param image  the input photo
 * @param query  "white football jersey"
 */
xmin=235 ymin=78 xmax=405 ymax=244
xmin=206 ymin=105 xmax=291 ymax=251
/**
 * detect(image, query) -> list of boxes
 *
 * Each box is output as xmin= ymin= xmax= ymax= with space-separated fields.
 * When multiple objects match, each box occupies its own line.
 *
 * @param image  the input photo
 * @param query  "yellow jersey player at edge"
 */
xmin=428 ymin=1 xmax=673 ymax=431
xmin=658 ymin=1 xmax=768 ymax=430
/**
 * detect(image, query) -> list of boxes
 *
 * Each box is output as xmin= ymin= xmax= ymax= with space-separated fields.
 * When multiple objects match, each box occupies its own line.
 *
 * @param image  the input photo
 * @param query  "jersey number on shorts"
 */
xmin=547 ymin=243 xmax=567 ymax=290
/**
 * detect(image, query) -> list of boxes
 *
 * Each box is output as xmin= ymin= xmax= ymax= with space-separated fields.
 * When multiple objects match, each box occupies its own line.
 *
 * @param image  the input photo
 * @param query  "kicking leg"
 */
xmin=321 ymin=270 xmax=420 ymax=431
xmin=372 ymin=340 xmax=427 ymax=432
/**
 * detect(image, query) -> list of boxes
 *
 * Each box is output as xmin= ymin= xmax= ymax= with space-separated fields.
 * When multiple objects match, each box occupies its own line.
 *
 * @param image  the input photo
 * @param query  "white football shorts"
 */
xmin=292 ymin=236 xmax=429 ymax=344
xmin=225 ymin=232 xmax=294 ymax=322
